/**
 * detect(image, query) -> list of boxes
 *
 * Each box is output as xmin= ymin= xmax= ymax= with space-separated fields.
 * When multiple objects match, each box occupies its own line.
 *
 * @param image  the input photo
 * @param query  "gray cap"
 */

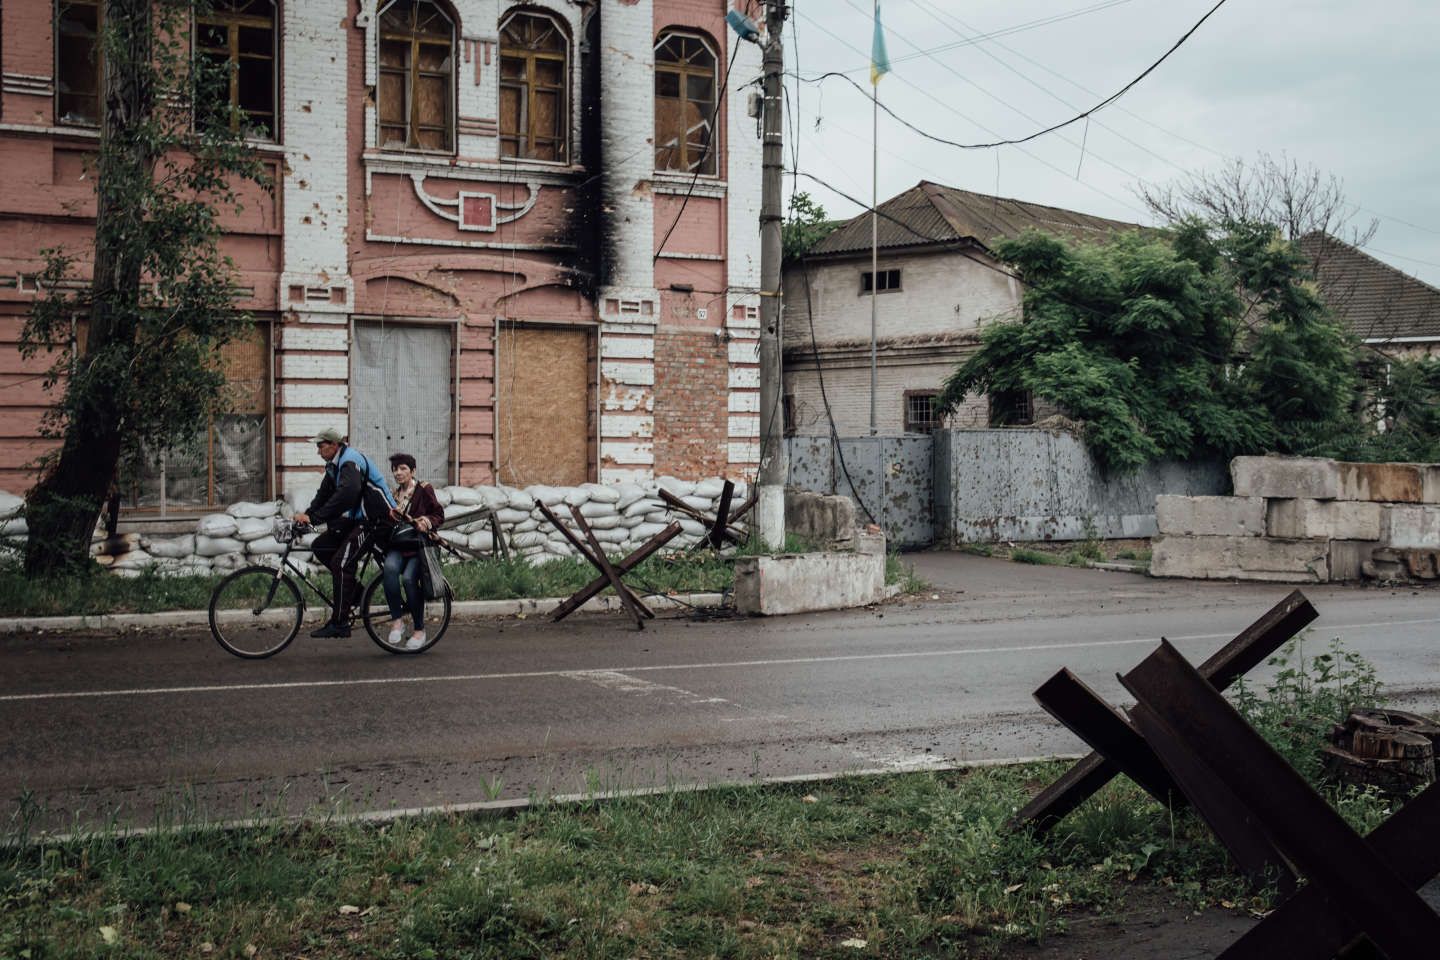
xmin=309 ymin=427 xmax=345 ymax=444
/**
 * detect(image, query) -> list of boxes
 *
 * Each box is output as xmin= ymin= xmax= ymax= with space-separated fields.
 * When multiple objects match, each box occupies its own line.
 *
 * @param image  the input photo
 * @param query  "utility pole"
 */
xmin=756 ymin=0 xmax=787 ymax=549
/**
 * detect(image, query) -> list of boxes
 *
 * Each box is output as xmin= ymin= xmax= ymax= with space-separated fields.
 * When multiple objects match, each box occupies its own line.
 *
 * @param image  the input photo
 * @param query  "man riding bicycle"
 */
xmin=292 ymin=428 xmax=397 ymax=638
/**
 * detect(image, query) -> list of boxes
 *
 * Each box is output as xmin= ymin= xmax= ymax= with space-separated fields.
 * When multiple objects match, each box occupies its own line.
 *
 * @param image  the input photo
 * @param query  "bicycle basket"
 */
xmin=274 ymin=518 xmax=295 ymax=543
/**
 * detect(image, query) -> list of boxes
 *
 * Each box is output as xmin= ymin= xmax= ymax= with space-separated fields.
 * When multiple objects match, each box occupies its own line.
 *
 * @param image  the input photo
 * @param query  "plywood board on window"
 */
xmin=496 ymin=324 xmax=591 ymax=486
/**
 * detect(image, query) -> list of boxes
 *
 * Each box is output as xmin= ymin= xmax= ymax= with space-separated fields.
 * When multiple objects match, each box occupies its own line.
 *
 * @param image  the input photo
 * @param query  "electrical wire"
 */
xmin=798 ymin=0 xmax=1228 ymax=152
xmin=654 ymin=43 xmax=745 ymax=262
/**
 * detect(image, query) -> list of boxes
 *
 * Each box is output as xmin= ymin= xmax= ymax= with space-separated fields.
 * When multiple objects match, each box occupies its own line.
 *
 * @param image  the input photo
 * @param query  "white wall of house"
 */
xmin=782 ymin=247 xmax=1018 ymax=437
xmin=782 ymin=247 xmax=1021 ymax=350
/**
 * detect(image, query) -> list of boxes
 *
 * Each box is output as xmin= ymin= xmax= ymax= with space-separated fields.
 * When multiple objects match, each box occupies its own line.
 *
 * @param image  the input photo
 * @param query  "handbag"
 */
xmin=387 ymin=521 xmax=423 ymax=548
xmin=418 ymin=537 xmax=449 ymax=601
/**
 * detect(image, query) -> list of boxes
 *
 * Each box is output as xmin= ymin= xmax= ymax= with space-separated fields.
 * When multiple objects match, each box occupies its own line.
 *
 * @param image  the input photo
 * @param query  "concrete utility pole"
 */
xmin=756 ymin=0 xmax=787 ymax=549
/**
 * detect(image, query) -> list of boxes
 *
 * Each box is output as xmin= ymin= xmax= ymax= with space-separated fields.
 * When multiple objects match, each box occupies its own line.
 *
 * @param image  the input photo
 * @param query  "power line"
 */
xmin=800 ymin=0 xmax=1230 ymax=152
xmin=654 ymin=42 xmax=745 ymax=262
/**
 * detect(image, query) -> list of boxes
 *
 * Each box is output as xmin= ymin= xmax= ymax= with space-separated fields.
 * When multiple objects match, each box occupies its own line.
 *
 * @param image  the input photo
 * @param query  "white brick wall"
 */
xmin=786 ymin=358 xmax=986 ymax=436
xmin=782 ymin=247 xmax=1021 ymax=349
xmin=282 ymin=5 xmax=350 ymax=282
xmin=600 ymin=0 xmax=655 ymax=291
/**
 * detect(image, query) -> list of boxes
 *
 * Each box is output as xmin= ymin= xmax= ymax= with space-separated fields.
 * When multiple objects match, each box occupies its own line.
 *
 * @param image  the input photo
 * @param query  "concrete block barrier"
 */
xmin=1231 ymin=456 xmax=1340 ymax=500
xmin=1151 ymin=535 xmax=1329 ymax=582
xmin=1266 ymin=498 xmax=1382 ymax=541
xmin=1155 ymin=495 xmax=1265 ymax=537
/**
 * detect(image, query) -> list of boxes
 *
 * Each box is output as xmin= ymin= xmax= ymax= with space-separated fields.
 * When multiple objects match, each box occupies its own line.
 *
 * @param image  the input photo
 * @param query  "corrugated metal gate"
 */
xmin=786 ymin=435 xmax=934 ymax=548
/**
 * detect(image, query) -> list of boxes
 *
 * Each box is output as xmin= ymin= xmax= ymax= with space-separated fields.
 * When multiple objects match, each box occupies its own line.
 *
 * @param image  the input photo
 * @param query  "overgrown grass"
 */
xmin=0 ymin=636 xmax=1404 ymax=958
xmin=1008 ymin=548 xmax=1057 ymax=565
xmin=0 ymin=533 xmax=915 ymax=618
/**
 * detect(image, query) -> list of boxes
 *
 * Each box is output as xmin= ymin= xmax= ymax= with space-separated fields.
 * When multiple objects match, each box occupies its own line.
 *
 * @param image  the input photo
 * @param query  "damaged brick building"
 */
xmin=0 ymin=0 xmax=763 ymax=509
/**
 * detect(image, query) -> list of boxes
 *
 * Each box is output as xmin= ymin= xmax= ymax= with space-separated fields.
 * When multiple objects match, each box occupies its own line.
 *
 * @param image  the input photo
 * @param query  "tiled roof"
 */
xmin=1298 ymin=233 xmax=1440 ymax=342
xmin=807 ymin=180 xmax=1139 ymax=257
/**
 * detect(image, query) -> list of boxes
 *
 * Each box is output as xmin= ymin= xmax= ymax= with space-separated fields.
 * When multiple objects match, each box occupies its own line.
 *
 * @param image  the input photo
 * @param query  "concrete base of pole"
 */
xmin=757 ymin=483 xmax=786 ymax=549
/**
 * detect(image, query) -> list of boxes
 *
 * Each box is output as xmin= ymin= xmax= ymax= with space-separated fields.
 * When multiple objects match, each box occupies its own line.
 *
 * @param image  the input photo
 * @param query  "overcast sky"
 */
xmin=781 ymin=0 xmax=1440 ymax=287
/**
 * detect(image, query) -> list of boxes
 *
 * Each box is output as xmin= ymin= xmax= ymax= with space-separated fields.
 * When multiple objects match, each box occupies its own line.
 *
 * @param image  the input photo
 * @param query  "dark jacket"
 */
xmin=393 ymin=481 xmax=445 ymax=556
xmin=306 ymin=445 xmax=395 ymax=526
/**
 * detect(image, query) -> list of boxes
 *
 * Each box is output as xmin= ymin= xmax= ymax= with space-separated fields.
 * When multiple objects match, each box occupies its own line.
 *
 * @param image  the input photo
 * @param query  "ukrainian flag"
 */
xmin=870 ymin=1 xmax=891 ymax=85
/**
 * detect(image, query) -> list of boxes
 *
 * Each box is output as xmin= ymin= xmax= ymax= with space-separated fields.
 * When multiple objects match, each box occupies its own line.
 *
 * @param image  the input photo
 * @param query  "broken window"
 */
xmin=55 ymin=0 xmax=101 ymax=126
xmin=904 ymin=391 xmax=941 ymax=434
xmin=860 ymin=269 xmax=901 ymax=293
xmin=654 ymin=31 xmax=717 ymax=175
xmin=988 ymin=389 xmax=1034 ymax=427
xmin=121 ymin=322 xmax=273 ymax=513
xmin=499 ymin=11 xmax=568 ymax=163
xmin=378 ymin=0 xmax=455 ymax=152
xmin=195 ymin=0 xmax=277 ymax=140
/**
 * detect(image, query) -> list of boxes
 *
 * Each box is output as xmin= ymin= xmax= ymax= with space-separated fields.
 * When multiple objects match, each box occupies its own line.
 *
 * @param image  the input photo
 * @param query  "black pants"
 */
xmin=312 ymin=520 xmax=366 ymax=624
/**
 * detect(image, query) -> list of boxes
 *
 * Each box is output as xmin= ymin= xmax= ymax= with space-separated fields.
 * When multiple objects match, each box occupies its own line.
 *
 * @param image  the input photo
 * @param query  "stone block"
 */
xmin=1150 ymin=535 xmax=1329 ymax=582
xmin=1337 ymin=462 xmax=1425 ymax=503
xmin=1328 ymin=540 xmax=1383 ymax=582
xmin=1231 ymin=456 xmax=1339 ymax=499
xmin=733 ymin=550 xmax=887 ymax=615
xmin=1404 ymin=551 xmax=1439 ymax=580
xmin=1384 ymin=505 xmax=1440 ymax=549
xmin=1425 ymin=466 xmax=1440 ymax=505
xmin=1155 ymin=495 xmax=1265 ymax=537
xmin=1266 ymin=498 xmax=1382 ymax=541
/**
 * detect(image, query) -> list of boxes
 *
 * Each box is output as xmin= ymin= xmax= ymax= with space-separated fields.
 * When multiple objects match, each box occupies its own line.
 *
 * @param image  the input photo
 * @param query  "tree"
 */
xmin=783 ymin=191 xmax=838 ymax=260
xmin=20 ymin=0 xmax=269 ymax=575
xmin=1136 ymin=151 xmax=1376 ymax=247
xmin=937 ymin=220 xmax=1360 ymax=474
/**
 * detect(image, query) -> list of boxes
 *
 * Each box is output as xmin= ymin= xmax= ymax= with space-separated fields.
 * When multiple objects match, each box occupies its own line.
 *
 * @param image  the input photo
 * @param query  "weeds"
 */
xmin=1009 ymin=548 xmax=1056 ymax=565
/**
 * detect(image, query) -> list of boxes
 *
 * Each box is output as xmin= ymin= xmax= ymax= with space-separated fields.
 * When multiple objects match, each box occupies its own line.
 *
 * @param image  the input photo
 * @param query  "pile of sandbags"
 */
xmin=0 ymin=475 xmax=751 ymax=578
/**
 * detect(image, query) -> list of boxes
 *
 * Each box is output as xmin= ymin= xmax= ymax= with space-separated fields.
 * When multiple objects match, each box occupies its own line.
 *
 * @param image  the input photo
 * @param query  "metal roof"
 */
xmin=1298 ymin=233 xmax=1440 ymax=343
xmin=807 ymin=180 xmax=1139 ymax=257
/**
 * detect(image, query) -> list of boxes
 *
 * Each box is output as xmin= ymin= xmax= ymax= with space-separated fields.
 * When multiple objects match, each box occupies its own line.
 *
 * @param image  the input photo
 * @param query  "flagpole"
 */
xmin=869 ymin=1 xmax=879 ymax=437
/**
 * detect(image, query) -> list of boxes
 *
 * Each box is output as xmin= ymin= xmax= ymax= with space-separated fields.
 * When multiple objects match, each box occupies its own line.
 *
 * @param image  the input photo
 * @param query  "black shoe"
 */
xmin=309 ymin=622 xmax=352 ymax=639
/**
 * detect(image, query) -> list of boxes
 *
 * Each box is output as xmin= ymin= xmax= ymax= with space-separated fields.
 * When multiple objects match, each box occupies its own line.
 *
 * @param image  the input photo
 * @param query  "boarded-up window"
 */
xmin=497 ymin=324 xmax=590 ymax=486
xmin=654 ymin=32 xmax=717 ymax=175
xmin=351 ymin=322 xmax=455 ymax=484
xmin=499 ymin=12 xmax=568 ymax=163
xmin=123 ymin=323 xmax=272 ymax=511
xmin=378 ymin=0 xmax=455 ymax=152
xmin=195 ymin=0 xmax=277 ymax=140
xmin=55 ymin=0 xmax=101 ymax=126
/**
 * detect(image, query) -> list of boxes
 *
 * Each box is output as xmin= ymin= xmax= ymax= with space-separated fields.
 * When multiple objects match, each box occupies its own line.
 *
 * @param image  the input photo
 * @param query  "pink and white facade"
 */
xmin=0 ymin=0 xmax=762 ymax=509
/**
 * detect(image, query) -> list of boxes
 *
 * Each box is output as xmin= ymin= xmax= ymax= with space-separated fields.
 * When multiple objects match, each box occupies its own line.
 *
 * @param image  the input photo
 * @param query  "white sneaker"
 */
xmin=403 ymin=630 xmax=428 ymax=651
xmin=387 ymin=621 xmax=406 ymax=646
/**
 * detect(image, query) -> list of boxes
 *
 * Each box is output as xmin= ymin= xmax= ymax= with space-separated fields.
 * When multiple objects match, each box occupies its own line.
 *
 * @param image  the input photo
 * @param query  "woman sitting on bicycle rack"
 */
xmin=291 ymin=428 xmax=397 ymax=638
xmin=382 ymin=452 xmax=444 ymax=651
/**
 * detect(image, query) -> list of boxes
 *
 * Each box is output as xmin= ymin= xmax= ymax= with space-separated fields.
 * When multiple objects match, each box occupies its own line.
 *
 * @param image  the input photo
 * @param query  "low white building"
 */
xmin=781 ymin=181 xmax=1135 ymax=437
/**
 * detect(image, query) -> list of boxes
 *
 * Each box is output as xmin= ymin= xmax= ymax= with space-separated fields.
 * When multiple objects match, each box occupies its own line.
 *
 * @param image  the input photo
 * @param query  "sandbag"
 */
xmin=195 ymin=535 xmax=245 ymax=558
xmin=693 ymin=477 xmax=727 ymax=499
xmin=446 ymin=485 xmax=482 ymax=506
xmin=578 ymin=500 xmax=616 ymax=518
xmin=196 ymin=514 xmax=239 ymax=538
xmin=563 ymin=486 xmax=592 ymax=507
xmin=245 ymin=536 xmax=285 ymax=555
xmin=614 ymin=483 xmax=649 ymax=511
xmin=227 ymin=500 xmax=281 ymax=519
xmin=580 ymin=482 xmax=621 ymax=504
xmin=655 ymin=476 xmax=694 ymax=497
xmin=524 ymin=485 xmax=567 ymax=507
xmin=467 ymin=531 xmax=494 ymax=552
xmin=144 ymin=534 xmax=195 ymax=559
xmin=233 ymin=516 xmax=274 ymax=542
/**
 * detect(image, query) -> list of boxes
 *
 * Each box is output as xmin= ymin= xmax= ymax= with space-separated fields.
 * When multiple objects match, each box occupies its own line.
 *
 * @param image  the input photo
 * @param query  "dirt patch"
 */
xmin=1002 ymin=887 xmax=1256 ymax=959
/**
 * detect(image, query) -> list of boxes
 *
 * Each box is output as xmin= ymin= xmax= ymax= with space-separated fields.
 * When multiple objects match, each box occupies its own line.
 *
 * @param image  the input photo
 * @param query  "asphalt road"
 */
xmin=3 ymin=553 xmax=1437 ymax=833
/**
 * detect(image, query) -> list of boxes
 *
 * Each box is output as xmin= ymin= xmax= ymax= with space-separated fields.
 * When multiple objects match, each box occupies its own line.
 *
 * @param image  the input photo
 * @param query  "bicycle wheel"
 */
xmin=362 ymin=575 xmax=451 ymax=654
xmin=209 ymin=565 xmax=304 ymax=659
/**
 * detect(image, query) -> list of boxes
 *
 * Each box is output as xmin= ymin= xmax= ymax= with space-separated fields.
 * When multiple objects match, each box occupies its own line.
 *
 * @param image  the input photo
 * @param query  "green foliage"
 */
xmin=20 ymin=0 xmax=271 ymax=574
xmin=939 ymin=220 xmax=1363 ymax=473
xmin=782 ymin=191 xmax=838 ymax=260
xmin=1009 ymin=547 xmax=1056 ymax=565
xmin=1346 ymin=355 xmax=1440 ymax=463
xmin=1231 ymin=635 xmax=1382 ymax=783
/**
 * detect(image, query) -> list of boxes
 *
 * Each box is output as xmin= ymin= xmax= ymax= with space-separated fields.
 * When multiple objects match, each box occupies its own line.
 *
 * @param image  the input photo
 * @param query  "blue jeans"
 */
xmin=382 ymin=550 xmax=425 ymax=631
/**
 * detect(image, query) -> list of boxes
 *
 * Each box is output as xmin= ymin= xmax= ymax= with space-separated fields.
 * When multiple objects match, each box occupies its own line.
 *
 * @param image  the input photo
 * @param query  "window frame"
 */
xmin=903 ymin=390 xmax=942 ymax=434
xmin=54 ymin=0 xmax=103 ymax=127
xmin=988 ymin=389 xmax=1034 ymax=427
xmin=860 ymin=268 xmax=902 ymax=294
xmin=498 ymin=9 xmax=571 ymax=164
xmin=194 ymin=0 xmax=278 ymax=142
xmin=653 ymin=29 xmax=719 ymax=176
xmin=377 ymin=0 xmax=457 ymax=154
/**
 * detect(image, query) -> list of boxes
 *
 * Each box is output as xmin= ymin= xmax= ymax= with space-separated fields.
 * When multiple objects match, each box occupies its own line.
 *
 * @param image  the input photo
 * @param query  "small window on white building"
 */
xmin=860 ymin=268 xmax=901 ymax=294
xmin=904 ymin=391 xmax=941 ymax=434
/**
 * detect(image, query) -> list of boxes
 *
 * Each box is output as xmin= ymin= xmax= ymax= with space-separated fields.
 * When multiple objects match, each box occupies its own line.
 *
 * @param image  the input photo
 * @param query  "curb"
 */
xmin=0 ymin=592 xmax=731 ymax=634
xmin=1086 ymin=560 xmax=1149 ymax=574
xmin=6 ymin=753 xmax=1086 ymax=847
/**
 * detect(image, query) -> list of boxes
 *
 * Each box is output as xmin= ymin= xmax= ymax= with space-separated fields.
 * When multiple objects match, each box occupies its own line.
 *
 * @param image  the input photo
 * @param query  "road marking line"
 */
xmin=565 ymin=670 xmax=732 ymax=707
xmin=3 ymin=617 xmax=1436 ymax=704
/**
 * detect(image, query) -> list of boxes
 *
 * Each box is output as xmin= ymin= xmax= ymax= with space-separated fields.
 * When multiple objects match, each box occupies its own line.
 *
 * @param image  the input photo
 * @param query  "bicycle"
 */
xmin=208 ymin=518 xmax=452 ymax=659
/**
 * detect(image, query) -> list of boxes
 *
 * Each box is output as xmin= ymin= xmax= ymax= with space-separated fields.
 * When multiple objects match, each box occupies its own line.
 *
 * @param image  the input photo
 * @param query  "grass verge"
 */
xmin=0 ymin=534 xmax=916 ymax=618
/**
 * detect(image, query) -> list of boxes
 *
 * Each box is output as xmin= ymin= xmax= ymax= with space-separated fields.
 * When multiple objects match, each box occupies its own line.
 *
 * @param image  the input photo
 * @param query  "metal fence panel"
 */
xmin=787 ymin=435 xmax=934 ymax=548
